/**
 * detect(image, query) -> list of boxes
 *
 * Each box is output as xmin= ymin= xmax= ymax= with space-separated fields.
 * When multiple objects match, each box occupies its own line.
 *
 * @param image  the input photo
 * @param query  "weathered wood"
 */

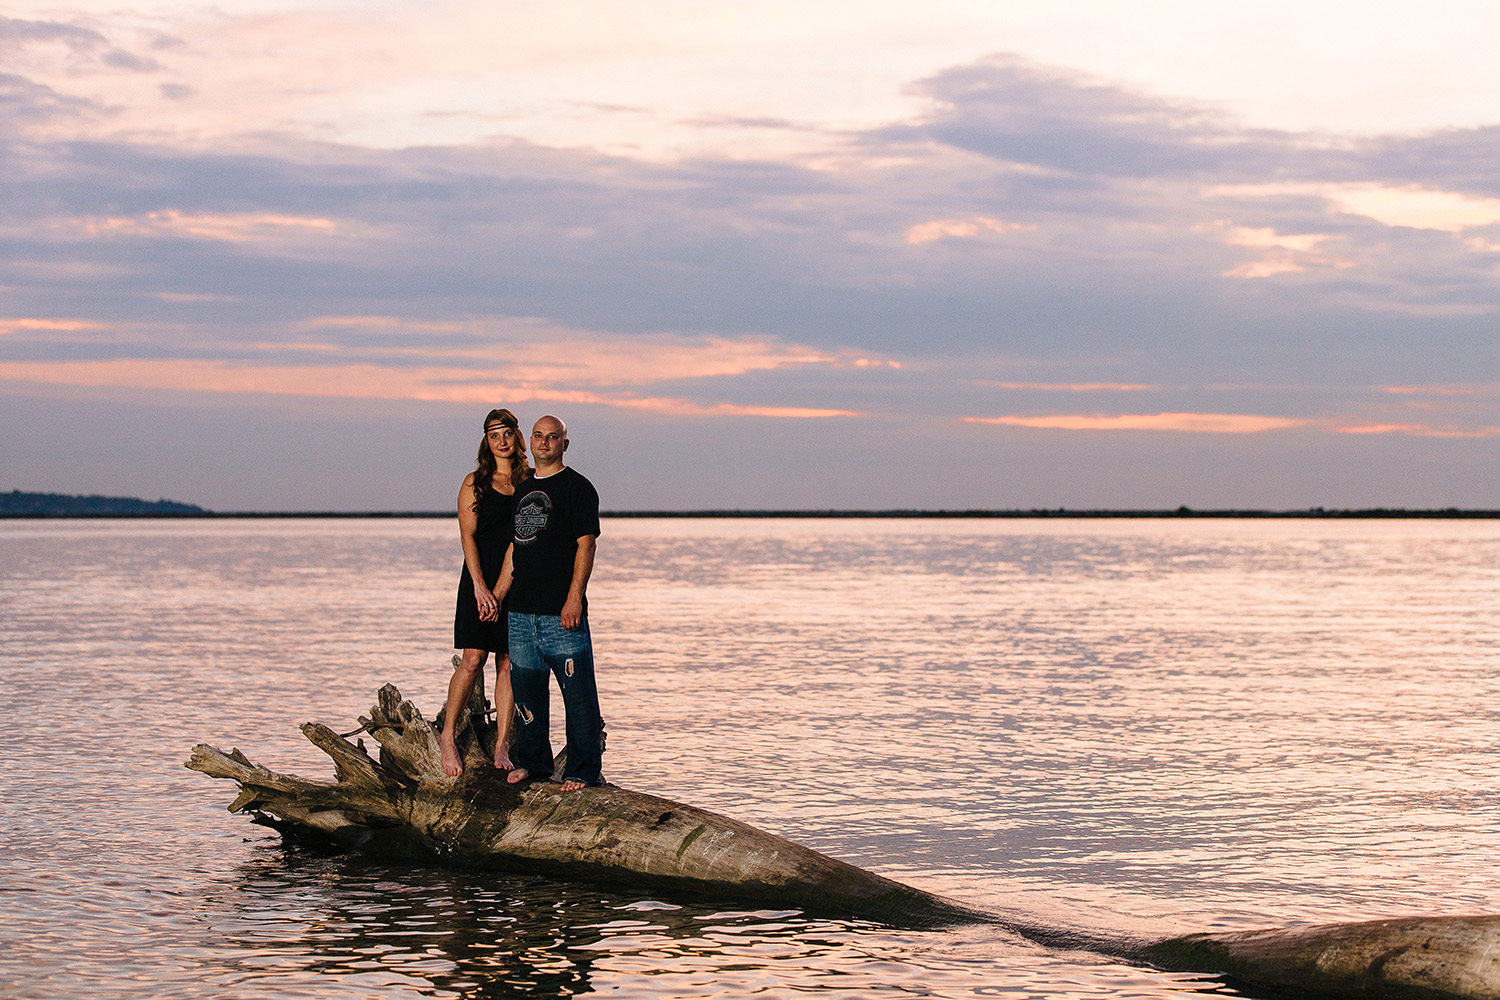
xmin=186 ymin=682 xmax=1500 ymax=999
xmin=186 ymin=682 xmax=983 ymax=924
xmin=187 ymin=743 xmax=340 ymax=798
xmin=300 ymin=724 xmax=393 ymax=792
xmin=1138 ymin=915 xmax=1500 ymax=1000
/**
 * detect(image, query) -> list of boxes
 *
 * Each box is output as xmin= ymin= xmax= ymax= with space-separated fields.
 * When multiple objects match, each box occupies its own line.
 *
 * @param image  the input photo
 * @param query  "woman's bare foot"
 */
xmin=439 ymin=731 xmax=464 ymax=777
xmin=493 ymin=745 xmax=513 ymax=771
xmin=560 ymin=779 xmax=587 ymax=792
xmin=506 ymin=767 xmax=529 ymax=784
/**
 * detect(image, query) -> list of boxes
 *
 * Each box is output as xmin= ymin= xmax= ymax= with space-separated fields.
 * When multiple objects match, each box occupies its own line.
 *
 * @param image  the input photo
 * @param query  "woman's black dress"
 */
xmin=453 ymin=483 xmax=514 ymax=652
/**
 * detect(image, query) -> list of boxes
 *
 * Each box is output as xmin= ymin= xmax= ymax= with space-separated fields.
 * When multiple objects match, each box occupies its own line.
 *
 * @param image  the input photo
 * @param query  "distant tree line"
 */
xmin=1 ymin=490 xmax=208 ymax=516
xmin=2 ymin=491 xmax=1493 ymax=518
xmin=605 ymin=507 xmax=1498 ymax=519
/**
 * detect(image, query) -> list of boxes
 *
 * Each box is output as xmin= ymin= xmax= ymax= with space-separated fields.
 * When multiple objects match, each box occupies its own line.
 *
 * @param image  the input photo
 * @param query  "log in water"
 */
xmin=186 ymin=683 xmax=1500 ymax=1000
xmin=186 ymin=682 xmax=986 ymax=925
xmin=1140 ymin=916 xmax=1500 ymax=1000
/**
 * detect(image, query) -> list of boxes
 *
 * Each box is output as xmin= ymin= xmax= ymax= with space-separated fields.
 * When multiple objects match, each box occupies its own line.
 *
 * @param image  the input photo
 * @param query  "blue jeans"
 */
xmin=508 ymin=611 xmax=605 ymax=786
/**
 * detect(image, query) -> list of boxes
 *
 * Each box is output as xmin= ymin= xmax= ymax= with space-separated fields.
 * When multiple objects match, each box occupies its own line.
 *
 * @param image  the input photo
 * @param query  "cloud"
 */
xmin=0 ymin=72 xmax=98 ymax=126
xmin=65 ymin=210 xmax=339 ymax=243
xmin=965 ymin=412 xmax=1308 ymax=433
xmin=973 ymin=381 xmax=1157 ymax=391
xmin=0 ymin=16 xmax=106 ymax=50
xmin=0 ymin=16 xmax=163 ymax=86
xmin=1330 ymin=185 xmax=1500 ymax=232
xmin=102 ymin=49 xmax=159 ymax=72
xmin=0 ymin=317 xmax=106 ymax=335
xmin=905 ymin=215 xmax=1035 ymax=244
xmin=0 ymin=309 xmax=883 ymax=417
xmin=274 ymin=318 xmax=857 ymax=386
xmin=1207 ymin=182 xmax=1500 ymax=233
xmin=1380 ymin=384 xmax=1499 ymax=397
xmin=1354 ymin=126 xmax=1500 ymax=197
xmin=579 ymin=396 xmax=858 ymax=418
xmin=0 ymin=358 xmax=860 ymax=417
xmin=1336 ymin=422 xmax=1500 ymax=439
xmin=1214 ymin=223 xmax=1354 ymax=278
xmin=908 ymin=56 xmax=1287 ymax=181
xmin=0 ymin=19 xmax=1498 ymax=507
xmin=0 ymin=48 xmax=1496 ymax=458
xmin=150 ymin=292 xmax=238 ymax=303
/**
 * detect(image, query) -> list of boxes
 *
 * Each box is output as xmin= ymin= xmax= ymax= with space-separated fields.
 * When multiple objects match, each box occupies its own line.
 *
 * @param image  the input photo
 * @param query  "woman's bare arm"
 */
xmin=458 ymin=475 xmax=498 ymax=621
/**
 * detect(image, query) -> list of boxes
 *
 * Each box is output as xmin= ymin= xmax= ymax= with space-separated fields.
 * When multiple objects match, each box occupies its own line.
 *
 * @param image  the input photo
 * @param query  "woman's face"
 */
xmin=486 ymin=424 xmax=516 ymax=461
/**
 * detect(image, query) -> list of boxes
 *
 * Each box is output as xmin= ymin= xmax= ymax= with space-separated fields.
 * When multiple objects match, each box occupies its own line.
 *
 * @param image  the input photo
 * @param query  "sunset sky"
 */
xmin=3 ymin=0 xmax=1498 ymax=510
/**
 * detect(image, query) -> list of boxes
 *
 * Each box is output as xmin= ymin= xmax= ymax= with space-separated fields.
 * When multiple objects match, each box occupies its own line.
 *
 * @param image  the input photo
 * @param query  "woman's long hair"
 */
xmin=471 ymin=408 xmax=531 ymax=512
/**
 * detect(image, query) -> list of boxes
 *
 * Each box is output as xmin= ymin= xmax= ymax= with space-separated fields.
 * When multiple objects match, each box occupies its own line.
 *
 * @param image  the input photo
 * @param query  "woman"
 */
xmin=439 ymin=408 xmax=530 ymax=777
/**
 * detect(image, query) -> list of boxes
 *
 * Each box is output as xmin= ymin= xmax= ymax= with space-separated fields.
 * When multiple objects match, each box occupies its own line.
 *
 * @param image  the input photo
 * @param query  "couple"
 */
xmin=439 ymin=409 xmax=604 ymax=792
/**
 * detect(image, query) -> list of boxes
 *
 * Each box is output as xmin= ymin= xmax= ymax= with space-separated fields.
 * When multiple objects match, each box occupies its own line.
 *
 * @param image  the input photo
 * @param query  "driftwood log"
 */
xmin=186 ymin=679 xmax=984 ymax=926
xmin=187 ymin=681 xmax=1500 ymax=1000
xmin=1138 ymin=917 xmax=1500 ymax=1000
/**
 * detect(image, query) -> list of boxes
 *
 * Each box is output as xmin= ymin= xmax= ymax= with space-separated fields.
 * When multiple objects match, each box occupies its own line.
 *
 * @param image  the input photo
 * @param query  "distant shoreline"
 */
xmin=5 ymin=508 xmax=1498 ymax=519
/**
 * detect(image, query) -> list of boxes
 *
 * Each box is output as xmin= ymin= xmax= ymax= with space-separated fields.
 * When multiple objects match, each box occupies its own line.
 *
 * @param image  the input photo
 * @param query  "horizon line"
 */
xmin=4 ymin=507 xmax=1499 ymax=520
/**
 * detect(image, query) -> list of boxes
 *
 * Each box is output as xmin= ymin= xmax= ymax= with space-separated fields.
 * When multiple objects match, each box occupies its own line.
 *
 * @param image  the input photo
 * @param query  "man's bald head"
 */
xmin=530 ymin=414 xmax=569 ymax=471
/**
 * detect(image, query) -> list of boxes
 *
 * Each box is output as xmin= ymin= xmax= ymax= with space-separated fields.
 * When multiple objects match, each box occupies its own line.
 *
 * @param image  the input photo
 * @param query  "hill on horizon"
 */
xmin=1 ymin=490 xmax=209 ymax=516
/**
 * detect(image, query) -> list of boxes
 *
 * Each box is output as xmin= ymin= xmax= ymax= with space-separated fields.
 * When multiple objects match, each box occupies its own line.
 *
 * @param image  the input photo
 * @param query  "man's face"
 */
xmin=531 ymin=418 xmax=567 ymax=463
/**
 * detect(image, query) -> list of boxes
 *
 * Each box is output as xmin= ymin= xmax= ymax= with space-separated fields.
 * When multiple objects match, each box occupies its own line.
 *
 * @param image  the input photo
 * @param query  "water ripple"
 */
xmin=2 ymin=517 xmax=1497 ymax=997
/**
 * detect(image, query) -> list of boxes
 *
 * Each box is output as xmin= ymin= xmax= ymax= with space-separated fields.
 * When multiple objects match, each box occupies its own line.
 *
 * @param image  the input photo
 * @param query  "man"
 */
xmin=499 ymin=414 xmax=604 ymax=791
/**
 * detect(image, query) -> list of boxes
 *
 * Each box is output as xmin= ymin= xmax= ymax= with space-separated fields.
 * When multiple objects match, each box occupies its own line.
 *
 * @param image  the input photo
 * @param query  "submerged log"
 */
xmin=187 ymin=682 xmax=1500 ymax=999
xmin=1137 ymin=916 xmax=1500 ymax=1000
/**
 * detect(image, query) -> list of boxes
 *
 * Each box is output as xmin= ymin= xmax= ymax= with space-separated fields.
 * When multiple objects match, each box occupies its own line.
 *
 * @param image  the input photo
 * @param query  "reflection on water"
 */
xmin=1 ymin=517 xmax=1497 ymax=998
xmin=194 ymin=844 xmax=1210 ymax=1000
xmin=216 ymin=850 xmax=617 ymax=998
xmin=206 ymin=846 xmax=898 ymax=999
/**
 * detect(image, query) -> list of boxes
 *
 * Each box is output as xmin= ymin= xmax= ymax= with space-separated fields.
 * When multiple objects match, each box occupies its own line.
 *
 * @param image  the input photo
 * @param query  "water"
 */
xmin=2 ymin=517 xmax=1497 ymax=998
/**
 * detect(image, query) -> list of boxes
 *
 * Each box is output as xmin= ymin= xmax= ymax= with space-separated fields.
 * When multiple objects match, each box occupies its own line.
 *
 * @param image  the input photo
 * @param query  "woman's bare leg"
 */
xmin=492 ymin=654 xmax=515 ymax=770
xmin=439 ymin=648 xmax=488 ymax=776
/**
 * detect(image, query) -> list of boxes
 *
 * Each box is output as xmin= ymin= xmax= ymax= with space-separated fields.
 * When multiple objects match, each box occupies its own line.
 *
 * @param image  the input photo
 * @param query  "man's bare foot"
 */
xmin=439 ymin=732 xmax=463 ymax=777
xmin=560 ymin=779 xmax=587 ymax=792
xmin=506 ymin=767 xmax=529 ymax=784
xmin=493 ymin=746 xmax=514 ymax=771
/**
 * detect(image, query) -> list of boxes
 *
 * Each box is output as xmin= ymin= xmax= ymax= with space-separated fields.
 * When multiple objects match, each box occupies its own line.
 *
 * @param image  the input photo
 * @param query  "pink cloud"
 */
xmin=1212 ymin=223 xmax=1355 ymax=279
xmin=0 ymin=359 xmax=859 ymax=418
xmin=304 ymin=315 xmax=418 ymax=330
xmin=1380 ymin=384 xmax=1500 ymax=397
xmin=905 ymin=216 xmax=1036 ymax=245
xmin=282 ymin=318 xmax=862 ymax=385
xmin=965 ymin=412 xmax=1308 ymax=433
xmin=974 ymin=381 xmax=1157 ymax=391
xmin=497 ymin=335 xmax=839 ymax=385
xmin=65 ymin=210 xmax=338 ymax=243
xmin=0 ymin=316 xmax=883 ymax=419
xmin=591 ymin=396 xmax=859 ymax=418
xmin=0 ymin=317 xmax=106 ymax=335
xmin=1336 ymin=422 xmax=1500 ymax=438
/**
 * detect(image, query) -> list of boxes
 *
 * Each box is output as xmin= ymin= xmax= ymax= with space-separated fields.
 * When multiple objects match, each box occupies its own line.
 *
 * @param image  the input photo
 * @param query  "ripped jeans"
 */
xmin=508 ymin=611 xmax=605 ymax=786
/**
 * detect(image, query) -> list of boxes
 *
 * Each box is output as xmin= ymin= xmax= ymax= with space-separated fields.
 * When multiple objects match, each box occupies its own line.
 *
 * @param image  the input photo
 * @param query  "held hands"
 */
xmin=476 ymin=588 xmax=500 ymax=622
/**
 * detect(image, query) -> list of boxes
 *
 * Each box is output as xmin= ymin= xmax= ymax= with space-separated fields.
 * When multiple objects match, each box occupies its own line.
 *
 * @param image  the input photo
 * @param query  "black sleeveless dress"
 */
xmin=453 ymin=482 xmax=515 ymax=652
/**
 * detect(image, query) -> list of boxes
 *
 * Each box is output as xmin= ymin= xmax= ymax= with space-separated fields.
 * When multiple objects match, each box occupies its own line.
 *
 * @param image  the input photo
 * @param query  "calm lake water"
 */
xmin=2 ymin=517 xmax=1497 ymax=998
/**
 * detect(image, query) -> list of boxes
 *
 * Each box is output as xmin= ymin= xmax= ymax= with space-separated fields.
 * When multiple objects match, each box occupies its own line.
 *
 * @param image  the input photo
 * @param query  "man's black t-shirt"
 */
xmin=509 ymin=466 xmax=601 ymax=615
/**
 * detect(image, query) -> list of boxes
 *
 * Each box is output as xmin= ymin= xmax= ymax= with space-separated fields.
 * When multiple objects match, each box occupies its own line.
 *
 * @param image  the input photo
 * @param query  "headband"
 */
xmin=485 ymin=422 xmax=510 ymax=433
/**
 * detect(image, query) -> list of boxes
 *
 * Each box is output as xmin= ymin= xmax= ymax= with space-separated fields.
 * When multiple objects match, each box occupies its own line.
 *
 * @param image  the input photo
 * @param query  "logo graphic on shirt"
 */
xmin=513 ymin=490 xmax=551 ymax=544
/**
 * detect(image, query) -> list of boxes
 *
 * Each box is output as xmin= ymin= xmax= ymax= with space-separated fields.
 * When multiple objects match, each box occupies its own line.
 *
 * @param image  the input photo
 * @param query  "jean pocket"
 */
xmin=539 ymin=616 xmax=590 ymax=655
